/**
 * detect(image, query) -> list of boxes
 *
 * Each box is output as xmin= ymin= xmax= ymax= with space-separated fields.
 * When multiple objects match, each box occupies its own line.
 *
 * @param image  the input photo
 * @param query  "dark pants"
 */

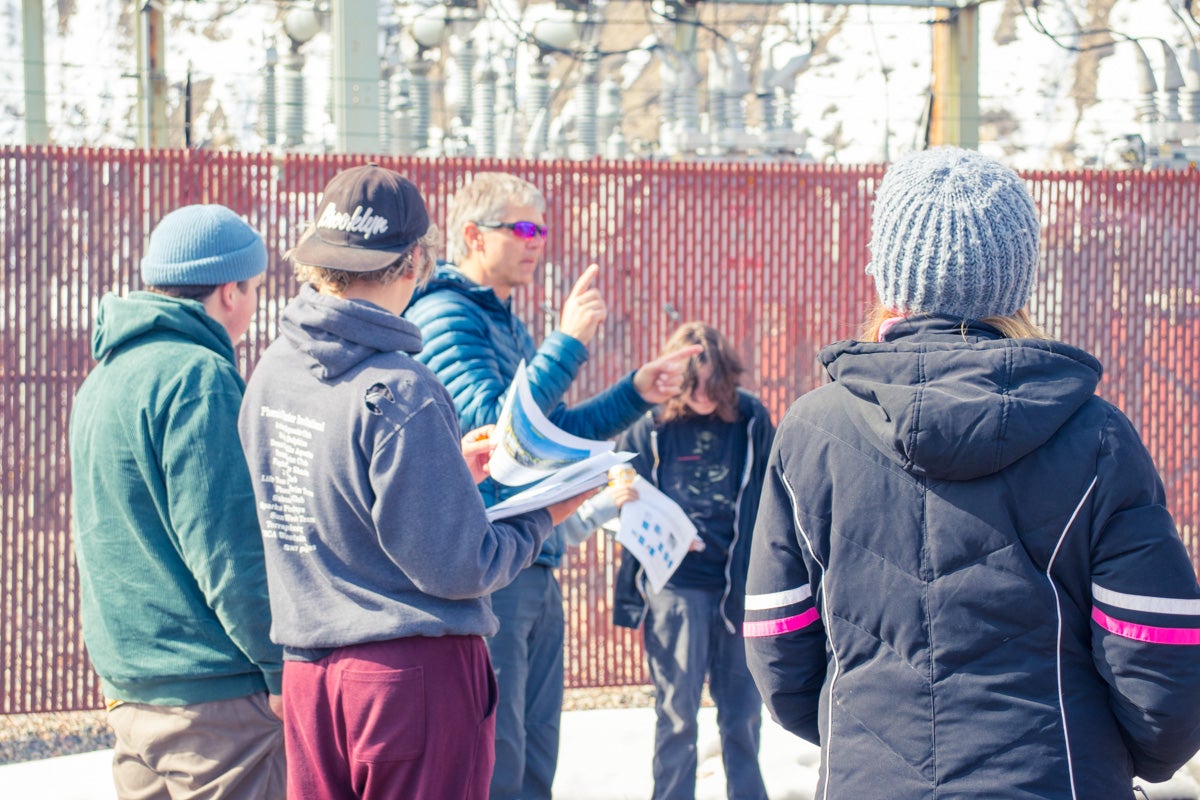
xmin=644 ymin=585 xmax=769 ymax=800
xmin=283 ymin=635 xmax=497 ymax=800
xmin=487 ymin=565 xmax=565 ymax=800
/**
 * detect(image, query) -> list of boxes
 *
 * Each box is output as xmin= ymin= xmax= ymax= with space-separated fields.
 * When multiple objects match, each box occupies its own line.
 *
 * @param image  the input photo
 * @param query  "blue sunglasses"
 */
xmin=475 ymin=220 xmax=549 ymax=240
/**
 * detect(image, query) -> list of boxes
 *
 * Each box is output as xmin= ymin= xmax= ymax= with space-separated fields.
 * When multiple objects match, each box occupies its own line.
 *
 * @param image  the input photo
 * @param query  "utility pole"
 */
xmin=674 ymin=0 xmax=984 ymax=154
xmin=930 ymin=4 xmax=980 ymax=149
xmin=137 ymin=1 xmax=168 ymax=148
xmin=331 ymin=0 xmax=380 ymax=154
xmin=21 ymin=0 xmax=49 ymax=144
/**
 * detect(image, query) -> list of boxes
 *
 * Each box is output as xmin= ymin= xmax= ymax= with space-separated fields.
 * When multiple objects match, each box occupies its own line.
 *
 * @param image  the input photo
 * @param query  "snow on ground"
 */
xmin=3 ymin=705 xmax=1200 ymax=799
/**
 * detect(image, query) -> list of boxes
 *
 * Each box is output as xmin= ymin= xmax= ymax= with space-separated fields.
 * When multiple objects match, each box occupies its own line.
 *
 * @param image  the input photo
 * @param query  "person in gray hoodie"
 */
xmin=238 ymin=165 xmax=587 ymax=800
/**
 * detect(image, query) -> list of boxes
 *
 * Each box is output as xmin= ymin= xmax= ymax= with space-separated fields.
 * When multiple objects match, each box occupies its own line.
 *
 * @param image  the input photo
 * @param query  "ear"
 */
xmin=205 ymin=280 xmax=242 ymax=316
xmin=463 ymin=221 xmax=485 ymax=252
xmin=217 ymin=280 xmax=241 ymax=311
xmin=199 ymin=281 xmax=240 ymax=331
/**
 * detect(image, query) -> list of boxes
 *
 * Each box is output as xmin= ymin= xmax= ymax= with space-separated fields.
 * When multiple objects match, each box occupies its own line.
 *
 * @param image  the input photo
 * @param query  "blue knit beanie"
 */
xmin=865 ymin=147 xmax=1040 ymax=320
xmin=140 ymin=204 xmax=267 ymax=286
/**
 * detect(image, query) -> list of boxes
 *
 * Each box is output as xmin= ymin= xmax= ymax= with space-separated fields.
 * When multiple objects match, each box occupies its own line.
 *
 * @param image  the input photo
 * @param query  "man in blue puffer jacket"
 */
xmin=404 ymin=172 xmax=697 ymax=800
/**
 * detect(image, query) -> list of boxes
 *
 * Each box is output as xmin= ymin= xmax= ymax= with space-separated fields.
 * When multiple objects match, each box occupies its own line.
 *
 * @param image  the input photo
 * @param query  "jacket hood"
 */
xmin=280 ymin=284 xmax=424 ymax=380
xmin=820 ymin=316 xmax=1102 ymax=481
xmin=92 ymin=291 xmax=234 ymax=363
xmin=407 ymin=263 xmax=507 ymax=313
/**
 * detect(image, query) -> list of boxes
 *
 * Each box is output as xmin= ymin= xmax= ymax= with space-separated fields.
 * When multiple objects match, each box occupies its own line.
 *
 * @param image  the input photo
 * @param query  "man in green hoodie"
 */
xmin=69 ymin=204 xmax=285 ymax=800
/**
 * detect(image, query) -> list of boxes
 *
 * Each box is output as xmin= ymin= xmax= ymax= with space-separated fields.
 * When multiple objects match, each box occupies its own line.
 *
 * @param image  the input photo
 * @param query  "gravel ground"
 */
xmin=0 ymin=711 xmax=113 ymax=765
xmin=0 ymin=686 xmax=657 ymax=766
xmin=563 ymin=684 xmax=656 ymax=711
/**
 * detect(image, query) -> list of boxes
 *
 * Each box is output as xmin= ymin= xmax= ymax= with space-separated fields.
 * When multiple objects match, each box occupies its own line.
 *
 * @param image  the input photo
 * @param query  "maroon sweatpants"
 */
xmin=282 ymin=635 xmax=497 ymax=800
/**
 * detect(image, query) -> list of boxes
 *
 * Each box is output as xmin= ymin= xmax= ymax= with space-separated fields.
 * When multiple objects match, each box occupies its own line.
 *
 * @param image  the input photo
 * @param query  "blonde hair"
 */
xmin=290 ymin=225 xmax=441 ymax=294
xmin=858 ymin=303 xmax=1049 ymax=343
xmin=446 ymin=173 xmax=546 ymax=263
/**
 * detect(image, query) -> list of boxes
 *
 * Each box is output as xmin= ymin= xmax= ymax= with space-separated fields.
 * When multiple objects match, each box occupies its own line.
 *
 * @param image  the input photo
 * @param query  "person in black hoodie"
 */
xmin=599 ymin=322 xmax=774 ymax=800
xmin=744 ymin=146 xmax=1200 ymax=799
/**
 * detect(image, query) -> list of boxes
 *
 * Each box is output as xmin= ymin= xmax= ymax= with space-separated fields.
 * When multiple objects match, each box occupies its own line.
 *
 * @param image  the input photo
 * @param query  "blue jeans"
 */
xmin=644 ymin=584 xmax=769 ymax=800
xmin=487 ymin=565 xmax=564 ymax=800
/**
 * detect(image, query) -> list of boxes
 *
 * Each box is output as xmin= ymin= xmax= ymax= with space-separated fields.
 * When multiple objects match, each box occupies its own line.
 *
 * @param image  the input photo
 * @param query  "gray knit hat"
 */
xmin=141 ymin=204 xmax=267 ymax=286
xmin=865 ymin=147 xmax=1039 ymax=320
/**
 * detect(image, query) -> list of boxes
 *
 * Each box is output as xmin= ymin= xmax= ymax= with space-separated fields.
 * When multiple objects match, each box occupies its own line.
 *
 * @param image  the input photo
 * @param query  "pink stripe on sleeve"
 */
xmin=1092 ymin=607 xmax=1200 ymax=645
xmin=743 ymin=608 xmax=821 ymax=639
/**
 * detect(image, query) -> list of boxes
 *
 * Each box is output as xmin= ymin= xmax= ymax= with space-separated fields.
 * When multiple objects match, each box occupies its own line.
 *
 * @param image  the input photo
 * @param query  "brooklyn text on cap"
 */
xmin=292 ymin=165 xmax=431 ymax=273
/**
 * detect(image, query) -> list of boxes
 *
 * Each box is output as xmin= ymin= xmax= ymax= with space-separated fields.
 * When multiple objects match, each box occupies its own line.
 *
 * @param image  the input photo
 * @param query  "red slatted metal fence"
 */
xmin=2 ymin=147 xmax=1197 ymax=713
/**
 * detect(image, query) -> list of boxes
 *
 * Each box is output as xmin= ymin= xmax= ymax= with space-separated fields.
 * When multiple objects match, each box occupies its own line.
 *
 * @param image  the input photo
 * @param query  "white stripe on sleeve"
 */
xmin=745 ymin=584 xmax=812 ymax=611
xmin=1093 ymin=582 xmax=1200 ymax=616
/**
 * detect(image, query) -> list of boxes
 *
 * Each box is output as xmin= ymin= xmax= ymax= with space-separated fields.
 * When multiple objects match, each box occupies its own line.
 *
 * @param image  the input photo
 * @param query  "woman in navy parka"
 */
xmin=743 ymin=147 xmax=1200 ymax=799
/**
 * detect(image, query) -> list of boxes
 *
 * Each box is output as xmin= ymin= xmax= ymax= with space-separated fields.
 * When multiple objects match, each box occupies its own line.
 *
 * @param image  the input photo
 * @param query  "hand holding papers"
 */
xmin=487 ymin=450 xmax=635 ymax=521
xmin=485 ymin=360 xmax=634 ymax=521
xmin=461 ymin=424 xmax=497 ymax=484
xmin=615 ymin=477 xmax=700 ymax=594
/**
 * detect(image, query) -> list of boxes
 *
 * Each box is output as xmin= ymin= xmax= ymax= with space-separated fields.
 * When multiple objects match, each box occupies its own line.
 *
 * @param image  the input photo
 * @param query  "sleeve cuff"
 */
xmin=617 ymin=371 xmax=654 ymax=416
xmin=544 ymin=330 xmax=590 ymax=368
xmin=263 ymin=669 xmax=284 ymax=696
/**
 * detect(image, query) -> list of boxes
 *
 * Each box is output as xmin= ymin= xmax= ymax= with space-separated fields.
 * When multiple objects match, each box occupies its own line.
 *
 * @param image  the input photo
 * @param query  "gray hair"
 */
xmin=446 ymin=173 xmax=547 ymax=263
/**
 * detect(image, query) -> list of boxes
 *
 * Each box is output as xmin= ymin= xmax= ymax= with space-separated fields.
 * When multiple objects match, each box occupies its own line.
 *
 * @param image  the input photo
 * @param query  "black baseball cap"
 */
xmin=292 ymin=165 xmax=431 ymax=272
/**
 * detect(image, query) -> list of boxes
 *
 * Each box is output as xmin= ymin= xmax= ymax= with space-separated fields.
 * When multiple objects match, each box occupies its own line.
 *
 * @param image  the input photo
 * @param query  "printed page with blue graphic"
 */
xmin=487 ymin=359 xmax=616 ymax=486
xmin=616 ymin=476 xmax=699 ymax=593
xmin=484 ymin=360 xmax=635 ymax=521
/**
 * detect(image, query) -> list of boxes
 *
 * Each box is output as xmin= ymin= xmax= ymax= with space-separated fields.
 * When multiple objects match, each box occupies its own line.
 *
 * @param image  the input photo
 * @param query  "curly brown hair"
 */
xmin=659 ymin=322 xmax=744 ymax=424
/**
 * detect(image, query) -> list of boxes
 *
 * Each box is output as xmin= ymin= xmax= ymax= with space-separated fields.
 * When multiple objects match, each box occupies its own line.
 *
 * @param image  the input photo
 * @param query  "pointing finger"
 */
xmin=568 ymin=264 xmax=601 ymax=298
xmin=661 ymin=344 xmax=703 ymax=367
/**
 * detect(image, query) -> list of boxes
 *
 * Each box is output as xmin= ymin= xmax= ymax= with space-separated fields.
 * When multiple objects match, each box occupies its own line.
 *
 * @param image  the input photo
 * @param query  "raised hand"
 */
xmin=632 ymin=344 xmax=704 ymax=404
xmin=559 ymin=264 xmax=607 ymax=346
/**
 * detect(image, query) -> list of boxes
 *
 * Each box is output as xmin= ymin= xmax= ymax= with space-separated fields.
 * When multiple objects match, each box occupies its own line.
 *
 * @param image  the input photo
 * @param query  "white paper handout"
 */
xmin=486 ymin=449 xmax=635 ymax=522
xmin=484 ymin=360 xmax=634 ymax=522
xmin=616 ymin=477 xmax=699 ymax=594
xmin=488 ymin=360 xmax=616 ymax=487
